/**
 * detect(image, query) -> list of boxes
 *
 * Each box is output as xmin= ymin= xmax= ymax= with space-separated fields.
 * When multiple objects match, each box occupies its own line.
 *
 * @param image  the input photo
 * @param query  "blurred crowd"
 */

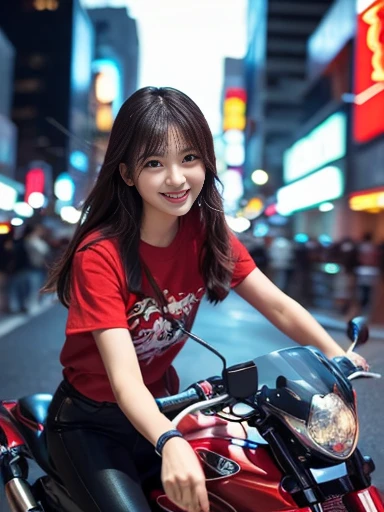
xmin=0 ymin=224 xmax=69 ymax=315
xmin=1 ymin=225 xmax=383 ymax=323
xmin=241 ymin=232 xmax=384 ymax=320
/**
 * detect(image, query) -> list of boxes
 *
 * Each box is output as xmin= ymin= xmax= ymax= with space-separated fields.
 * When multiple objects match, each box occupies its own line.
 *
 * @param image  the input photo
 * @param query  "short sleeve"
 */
xmin=230 ymin=233 xmax=257 ymax=288
xmin=66 ymin=244 xmax=129 ymax=335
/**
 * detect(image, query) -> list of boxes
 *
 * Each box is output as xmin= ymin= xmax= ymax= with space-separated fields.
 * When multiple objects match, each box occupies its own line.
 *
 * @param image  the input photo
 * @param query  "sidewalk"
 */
xmin=311 ymin=309 xmax=384 ymax=341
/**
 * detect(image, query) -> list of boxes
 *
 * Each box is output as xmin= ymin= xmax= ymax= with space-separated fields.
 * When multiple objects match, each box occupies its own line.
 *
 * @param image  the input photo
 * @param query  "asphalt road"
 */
xmin=0 ymin=292 xmax=383 ymax=511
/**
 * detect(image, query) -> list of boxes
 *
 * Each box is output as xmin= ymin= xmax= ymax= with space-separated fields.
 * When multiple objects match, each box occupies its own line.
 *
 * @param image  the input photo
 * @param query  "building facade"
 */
xmin=0 ymin=27 xmax=22 ymax=216
xmin=244 ymin=0 xmax=267 ymax=194
xmin=86 ymin=7 xmax=139 ymax=185
xmin=0 ymin=0 xmax=94 ymax=207
xmin=348 ymin=0 xmax=384 ymax=242
xmin=87 ymin=7 xmax=138 ymax=103
xmin=276 ymin=0 xmax=357 ymax=241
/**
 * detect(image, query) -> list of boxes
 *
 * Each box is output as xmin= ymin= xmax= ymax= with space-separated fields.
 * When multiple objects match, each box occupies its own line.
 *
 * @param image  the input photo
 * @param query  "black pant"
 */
xmin=46 ymin=380 xmax=162 ymax=511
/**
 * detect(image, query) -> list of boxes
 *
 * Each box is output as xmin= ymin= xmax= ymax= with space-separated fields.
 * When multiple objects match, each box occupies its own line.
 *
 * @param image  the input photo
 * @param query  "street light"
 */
xmin=319 ymin=202 xmax=334 ymax=212
xmin=28 ymin=192 xmax=45 ymax=209
xmin=251 ymin=169 xmax=269 ymax=186
xmin=14 ymin=202 xmax=34 ymax=218
xmin=11 ymin=217 xmax=24 ymax=227
xmin=60 ymin=206 xmax=81 ymax=224
xmin=54 ymin=173 xmax=75 ymax=202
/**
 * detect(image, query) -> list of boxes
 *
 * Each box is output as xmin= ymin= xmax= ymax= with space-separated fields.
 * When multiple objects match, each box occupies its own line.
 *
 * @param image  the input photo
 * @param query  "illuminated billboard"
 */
xmin=353 ymin=0 xmax=384 ymax=142
xmin=24 ymin=167 xmax=45 ymax=205
xmin=283 ymin=112 xmax=346 ymax=184
xmin=223 ymin=88 xmax=247 ymax=132
xmin=277 ymin=166 xmax=344 ymax=216
xmin=349 ymin=187 xmax=384 ymax=211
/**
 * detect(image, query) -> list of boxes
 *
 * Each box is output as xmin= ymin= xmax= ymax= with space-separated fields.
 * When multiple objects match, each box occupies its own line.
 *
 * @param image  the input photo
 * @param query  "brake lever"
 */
xmin=348 ymin=370 xmax=382 ymax=380
xmin=171 ymin=393 xmax=230 ymax=428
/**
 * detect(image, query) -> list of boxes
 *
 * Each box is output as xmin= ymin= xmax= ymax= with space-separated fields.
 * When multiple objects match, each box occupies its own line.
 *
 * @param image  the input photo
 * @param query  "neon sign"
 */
xmin=223 ymin=88 xmax=247 ymax=132
xmin=353 ymin=0 xmax=384 ymax=142
xmin=349 ymin=187 xmax=384 ymax=210
xmin=283 ymin=112 xmax=346 ymax=184
xmin=24 ymin=168 xmax=45 ymax=204
xmin=277 ymin=166 xmax=344 ymax=216
xmin=223 ymin=88 xmax=247 ymax=170
xmin=363 ymin=2 xmax=384 ymax=81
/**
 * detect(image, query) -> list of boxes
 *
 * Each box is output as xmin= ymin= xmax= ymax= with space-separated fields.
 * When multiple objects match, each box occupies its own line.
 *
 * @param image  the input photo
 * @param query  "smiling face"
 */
xmin=121 ymin=128 xmax=206 ymax=221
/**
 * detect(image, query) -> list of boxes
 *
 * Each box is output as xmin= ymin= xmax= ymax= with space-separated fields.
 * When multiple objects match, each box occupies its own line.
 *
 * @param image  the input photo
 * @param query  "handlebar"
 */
xmin=155 ymin=387 xmax=201 ymax=414
xmin=333 ymin=356 xmax=382 ymax=380
xmin=171 ymin=393 xmax=231 ymax=428
xmin=348 ymin=370 xmax=382 ymax=380
xmin=155 ymin=355 xmax=381 ymax=418
xmin=155 ymin=384 xmax=231 ymax=428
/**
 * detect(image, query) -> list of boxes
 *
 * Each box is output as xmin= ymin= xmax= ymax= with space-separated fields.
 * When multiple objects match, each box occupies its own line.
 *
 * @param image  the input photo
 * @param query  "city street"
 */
xmin=0 ymin=292 xmax=383 ymax=510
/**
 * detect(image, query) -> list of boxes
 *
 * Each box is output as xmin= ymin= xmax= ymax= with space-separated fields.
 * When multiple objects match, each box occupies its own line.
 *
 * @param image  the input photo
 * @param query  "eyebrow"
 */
xmin=143 ymin=147 xmax=197 ymax=159
xmin=178 ymin=146 xmax=197 ymax=155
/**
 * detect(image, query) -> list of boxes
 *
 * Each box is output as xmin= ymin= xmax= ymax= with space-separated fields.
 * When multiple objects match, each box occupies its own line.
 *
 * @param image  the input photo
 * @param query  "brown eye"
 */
xmin=183 ymin=154 xmax=199 ymax=163
xmin=145 ymin=160 xmax=162 ymax=168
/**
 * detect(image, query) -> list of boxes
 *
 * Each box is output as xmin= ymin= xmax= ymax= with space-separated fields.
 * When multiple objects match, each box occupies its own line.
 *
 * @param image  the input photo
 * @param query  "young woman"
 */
xmin=45 ymin=86 xmax=368 ymax=512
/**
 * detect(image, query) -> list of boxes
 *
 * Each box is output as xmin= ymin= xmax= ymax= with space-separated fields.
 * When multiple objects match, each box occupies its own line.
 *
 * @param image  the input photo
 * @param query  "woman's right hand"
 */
xmin=161 ymin=436 xmax=209 ymax=512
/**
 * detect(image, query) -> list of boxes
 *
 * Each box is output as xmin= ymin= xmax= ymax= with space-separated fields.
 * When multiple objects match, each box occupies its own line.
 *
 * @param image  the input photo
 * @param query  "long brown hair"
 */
xmin=45 ymin=87 xmax=234 ymax=306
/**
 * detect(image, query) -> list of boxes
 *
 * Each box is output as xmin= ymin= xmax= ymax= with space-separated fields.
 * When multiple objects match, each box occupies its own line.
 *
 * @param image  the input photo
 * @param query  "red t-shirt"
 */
xmin=61 ymin=209 xmax=256 ymax=401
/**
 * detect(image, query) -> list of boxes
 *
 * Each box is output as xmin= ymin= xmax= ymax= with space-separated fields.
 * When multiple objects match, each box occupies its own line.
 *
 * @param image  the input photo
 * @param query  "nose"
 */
xmin=165 ymin=164 xmax=186 ymax=188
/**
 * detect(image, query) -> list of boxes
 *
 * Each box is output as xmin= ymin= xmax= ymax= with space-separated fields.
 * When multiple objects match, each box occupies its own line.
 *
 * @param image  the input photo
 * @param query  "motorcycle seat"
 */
xmin=17 ymin=394 xmax=52 ymax=427
xmin=14 ymin=394 xmax=59 ymax=478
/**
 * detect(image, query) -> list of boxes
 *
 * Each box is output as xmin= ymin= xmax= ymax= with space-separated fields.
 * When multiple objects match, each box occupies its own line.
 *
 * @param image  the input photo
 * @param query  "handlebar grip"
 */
xmin=155 ymin=387 xmax=201 ymax=414
xmin=333 ymin=356 xmax=358 ymax=378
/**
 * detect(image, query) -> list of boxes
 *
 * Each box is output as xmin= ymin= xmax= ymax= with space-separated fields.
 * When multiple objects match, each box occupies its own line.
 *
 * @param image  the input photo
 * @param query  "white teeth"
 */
xmin=163 ymin=191 xmax=188 ymax=198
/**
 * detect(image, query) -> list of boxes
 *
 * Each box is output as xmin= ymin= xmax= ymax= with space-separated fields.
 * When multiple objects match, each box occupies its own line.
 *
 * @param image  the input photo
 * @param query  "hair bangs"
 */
xmin=126 ymin=101 xmax=213 ymax=172
xmin=165 ymin=102 xmax=213 ymax=169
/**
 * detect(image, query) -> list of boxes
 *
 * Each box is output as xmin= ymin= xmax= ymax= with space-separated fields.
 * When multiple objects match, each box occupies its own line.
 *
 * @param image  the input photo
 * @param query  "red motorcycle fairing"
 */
xmin=153 ymin=484 xmax=384 ymax=512
xmin=344 ymin=487 xmax=384 ymax=512
xmin=171 ymin=414 xmax=384 ymax=512
xmin=189 ymin=437 xmax=297 ymax=512
xmin=0 ymin=401 xmax=25 ymax=448
xmin=174 ymin=412 xmax=297 ymax=511
xmin=153 ymin=490 xmax=312 ymax=512
xmin=155 ymin=491 xmax=241 ymax=512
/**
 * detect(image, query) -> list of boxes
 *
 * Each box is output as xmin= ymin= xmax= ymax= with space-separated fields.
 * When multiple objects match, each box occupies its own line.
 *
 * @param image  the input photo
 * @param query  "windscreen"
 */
xmin=253 ymin=346 xmax=345 ymax=401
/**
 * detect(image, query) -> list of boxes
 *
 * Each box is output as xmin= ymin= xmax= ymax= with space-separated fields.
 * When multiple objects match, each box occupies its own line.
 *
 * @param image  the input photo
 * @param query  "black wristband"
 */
xmin=155 ymin=429 xmax=183 ymax=457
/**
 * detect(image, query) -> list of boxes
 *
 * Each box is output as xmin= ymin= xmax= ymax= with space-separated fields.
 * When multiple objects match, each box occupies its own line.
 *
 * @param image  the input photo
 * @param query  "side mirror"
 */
xmin=347 ymin=316 xmax=369 ymax=348
xmin=223 ymin=361 xmax=258 ymax=399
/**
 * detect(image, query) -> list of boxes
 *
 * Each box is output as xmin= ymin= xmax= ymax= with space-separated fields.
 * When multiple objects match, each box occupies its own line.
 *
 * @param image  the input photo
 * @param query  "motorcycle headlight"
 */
xmin=283 ymin=393 xmax=358 ymax=461
xmin=308 ymin=393 xmax=358 ymax=459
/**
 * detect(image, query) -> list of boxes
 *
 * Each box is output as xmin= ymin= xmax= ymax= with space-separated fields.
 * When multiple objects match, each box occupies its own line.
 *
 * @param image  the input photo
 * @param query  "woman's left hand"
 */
xmin=346 ymin=352 xmax=370 ymax=371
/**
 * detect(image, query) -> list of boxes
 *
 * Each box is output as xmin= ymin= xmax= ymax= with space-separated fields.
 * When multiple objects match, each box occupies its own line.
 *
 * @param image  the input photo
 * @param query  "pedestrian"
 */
xmin=245 ymin=233 xmax=269 ymax=275
xmin=43 ymin=87 xmax=368 ymax=512
xmin=356 ymin=233 xmax=379 ymax=312
xmin=0 ymin=230 xmax=12 ymax=312
xmin=333 ymin=237 xmax=359 ymax=317
xmin=24 ymin=223 xmax=51 ymax=310
xmin=4 ymin=228 xmax=31 ymax=314
xmin=268 ymin=236 xmax=295 ymax=293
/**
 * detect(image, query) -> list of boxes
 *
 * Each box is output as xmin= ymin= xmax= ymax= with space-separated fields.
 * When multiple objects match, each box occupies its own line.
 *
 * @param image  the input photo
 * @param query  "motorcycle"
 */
xmin=0 ymin=316 xmax=383 ymax=512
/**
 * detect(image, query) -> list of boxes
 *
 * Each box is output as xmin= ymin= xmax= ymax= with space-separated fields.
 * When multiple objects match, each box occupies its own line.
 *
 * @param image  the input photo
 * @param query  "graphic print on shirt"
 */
xmin=127 ymin=287 xmax=205 ymax=364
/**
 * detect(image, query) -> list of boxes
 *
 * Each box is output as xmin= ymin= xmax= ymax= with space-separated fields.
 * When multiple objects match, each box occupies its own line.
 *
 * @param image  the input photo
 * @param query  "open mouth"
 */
xmin=160 ymin=190 xmax=191 ymax=203
xmin=161 ymin=190 xmax=189 ymax=199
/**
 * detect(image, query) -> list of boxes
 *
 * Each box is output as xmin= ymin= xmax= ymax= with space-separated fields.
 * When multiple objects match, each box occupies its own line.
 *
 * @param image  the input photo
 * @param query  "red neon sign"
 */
xmin=353 ymin=0 xmax=384 ymax=143
xmin=24 ymin=168 xmax=45 ymax=203
xmin=224 ymin=88 xmax=247 ymax=103
xmin=264 ymin=204 xmax=278 ymax=217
